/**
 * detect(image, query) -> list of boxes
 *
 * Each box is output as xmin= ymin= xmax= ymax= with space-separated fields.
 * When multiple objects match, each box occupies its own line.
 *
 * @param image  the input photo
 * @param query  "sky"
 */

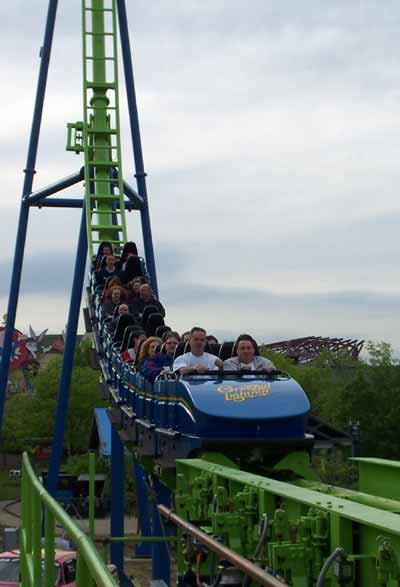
xmin=1 ymin=1 xmax=400 ymax=350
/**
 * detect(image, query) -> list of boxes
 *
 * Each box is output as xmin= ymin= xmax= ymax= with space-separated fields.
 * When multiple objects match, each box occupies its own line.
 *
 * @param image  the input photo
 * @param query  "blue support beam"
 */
xmin=32 ymin=198 xmax=84 ymax=208
xmin=0 ymin=0 xmax=59 ymax=434
xmin=152 ymin=477 xmax=175 ymax=539
xmin=117 ymin=0 xmax=159 ymax=297
xmin=46 ymin=206 xmax=87 ymax=496
xmin=151 ymin=500 xmax=170 ymax=585
xmin=111 ymin=427 xmax=125 ymax=576
xmin=24 ymin=168 xmax=84 ymax=205
xmin=132 ymin=458 xmax=152 ymax=557
xmin=29 ymin=198 xmax=137 ymax=210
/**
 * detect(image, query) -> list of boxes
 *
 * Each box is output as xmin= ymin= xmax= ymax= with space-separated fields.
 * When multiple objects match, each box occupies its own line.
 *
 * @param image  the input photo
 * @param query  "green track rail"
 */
xmin=20 ymin=453 xmax=117 ymax=587
xmin=68 ymin=0 xmax=127 ymax=256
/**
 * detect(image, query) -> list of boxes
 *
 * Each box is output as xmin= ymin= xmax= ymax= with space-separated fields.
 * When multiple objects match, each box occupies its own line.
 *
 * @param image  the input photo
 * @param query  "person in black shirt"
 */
xmin=130 ymin=283 xmax=165 ymax=318
xmin=96 ymin=255 xmax=118 ymax=287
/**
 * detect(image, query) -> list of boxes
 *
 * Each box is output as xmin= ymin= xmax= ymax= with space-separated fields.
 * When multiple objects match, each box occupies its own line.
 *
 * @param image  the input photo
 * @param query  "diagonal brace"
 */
xmin=123 ymin=179 xmax=144 ymax=210
xmin=24 ymin=168 xmax=84 ymax=205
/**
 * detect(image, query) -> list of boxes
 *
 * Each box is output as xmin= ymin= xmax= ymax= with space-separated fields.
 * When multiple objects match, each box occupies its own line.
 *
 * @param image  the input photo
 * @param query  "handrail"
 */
xmin=21 ymin=452 xmax=117 ymax=587
xmin=158 ymin=505 xmax=283 ymax=587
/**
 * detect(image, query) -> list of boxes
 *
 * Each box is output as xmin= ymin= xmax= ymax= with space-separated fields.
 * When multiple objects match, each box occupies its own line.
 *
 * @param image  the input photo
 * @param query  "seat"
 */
xmin=116 ymin=241 xmax=139 ymax=271
xmin=121 ymin=325 xmax=145 ymax=353
xmin=94 ymin=269 xmax=102 ymax=286
xmin=161 ymin=328 xmax=173 ymax=341
xmin=112 ymin=314 xmax=138 ymax=343
xmin=208 ymin=343 xmax=221 ymax=357
xmin=120 ymin=255 xmax=144 ymax=283
xmin=104 ymin=275 xmax=118 ymax=289
xmin=141 ymin=305 xmax=160 ymax=326
xmin=145 ymin=313 xmax=165 ymax=337
xmin=219 ymin=341 xmax=235 ymax=361
xmin=133 ymin=339 xmax=145 ymax=368
xmin=155 ymin=325 xmax=171 ymax=339
xmin=126 ymin=329 xmax=145 ymax=353
xmin=173 ymin=342 xmax=190 ymax=361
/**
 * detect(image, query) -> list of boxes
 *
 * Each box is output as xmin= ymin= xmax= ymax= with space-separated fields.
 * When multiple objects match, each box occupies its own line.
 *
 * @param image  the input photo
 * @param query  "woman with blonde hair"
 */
xmin=137 ymin=336 xmax=162 ymax=371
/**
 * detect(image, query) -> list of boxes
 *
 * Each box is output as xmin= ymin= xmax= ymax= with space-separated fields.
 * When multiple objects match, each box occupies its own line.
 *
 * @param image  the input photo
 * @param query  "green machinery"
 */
xmin=168 ymin=455 xmax=400 ymax=586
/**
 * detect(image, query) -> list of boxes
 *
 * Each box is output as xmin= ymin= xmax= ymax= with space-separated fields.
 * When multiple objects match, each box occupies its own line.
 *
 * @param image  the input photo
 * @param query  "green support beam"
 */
xmin=68 ymin=0 xmax=127 ymax=256
xmin=352 ymin=457 xmax=400 ymax=502
xmin=294 ymin=479 xmax=400 ymax=513
xmin=175 ymin=458 xmax=400 ymax=586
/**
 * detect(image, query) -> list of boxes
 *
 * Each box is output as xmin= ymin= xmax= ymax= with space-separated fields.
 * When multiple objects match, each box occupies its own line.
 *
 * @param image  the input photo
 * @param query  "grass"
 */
xmin=0 ymin=470 xmax=21 ymax=501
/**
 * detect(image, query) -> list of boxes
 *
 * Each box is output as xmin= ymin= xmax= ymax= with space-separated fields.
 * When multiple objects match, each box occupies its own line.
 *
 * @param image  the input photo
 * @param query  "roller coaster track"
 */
xmin=89 ymin=274 xmax=400 ymax=585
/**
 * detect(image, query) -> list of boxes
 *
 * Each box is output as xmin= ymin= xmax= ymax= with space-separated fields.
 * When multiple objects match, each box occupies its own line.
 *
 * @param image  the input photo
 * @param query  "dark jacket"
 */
xmin=95 ymin=267 xmax=118 ymax=287
xmin=102 ymin=300 xmax=119 ymax=317
xmin=131 ymin=296 xmax=166 ymax=318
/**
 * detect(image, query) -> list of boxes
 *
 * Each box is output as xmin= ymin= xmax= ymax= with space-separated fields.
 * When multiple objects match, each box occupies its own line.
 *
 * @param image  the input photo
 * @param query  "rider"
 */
xmin=173 ymin=327 xmax=223 ymax=375
xmin=223 ymin=334 xmax=275 ymax=371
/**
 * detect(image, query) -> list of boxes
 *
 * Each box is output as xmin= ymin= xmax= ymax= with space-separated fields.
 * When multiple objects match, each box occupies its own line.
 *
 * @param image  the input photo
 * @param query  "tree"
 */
xmin=30 ymin=358 xmax=104 ymax=453
xmin=262 ymin=341 xmax=400 ymax=459
xmin=2 ymin=394 xmax=35 ymax=452
xmin=2 ymin=341 xmax=105 ymax=454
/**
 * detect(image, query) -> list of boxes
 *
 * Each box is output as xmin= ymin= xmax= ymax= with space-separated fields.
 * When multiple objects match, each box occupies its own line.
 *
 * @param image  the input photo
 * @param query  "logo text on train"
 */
xmin=216 ymin=383 xmax=271 ymax=402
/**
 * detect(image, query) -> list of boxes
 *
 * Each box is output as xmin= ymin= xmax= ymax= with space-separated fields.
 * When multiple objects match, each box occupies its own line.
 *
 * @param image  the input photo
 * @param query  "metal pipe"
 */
xmin=89 ymin=452 xmax=95 ymax=540
xmin=44 ymin=509 xmax=55 ymax=587
xmin=24 ymin=169 xmax=84 ymax=204
xmin=316 ymin=548 xmax=345 ymax=587
xmin=33 ymin=198 xmax=84 ymax=208
xmin=47 ymin=205 xmax=87 ymax=496
xmin=157 ymin=506 xmax=283 ymax=587
xmin=30 ymin=198 xmax=136 ymax=210
xmin=123 ymin=179 xmax=144 ymax=209
xmin=107 ymin=535 xmax=176 ymax=543
xmin=117 ymin=0 xmax=159 ymax=297
xmin=0 ymin=0 xmax=59 ymax=434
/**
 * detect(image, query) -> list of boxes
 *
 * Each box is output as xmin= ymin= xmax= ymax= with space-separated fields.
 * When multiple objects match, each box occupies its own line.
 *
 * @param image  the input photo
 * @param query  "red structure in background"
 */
xmin=0 ymin=327 xmax=31 ymax=370
xmin=51 ymin=335 xmax=65 ymax=353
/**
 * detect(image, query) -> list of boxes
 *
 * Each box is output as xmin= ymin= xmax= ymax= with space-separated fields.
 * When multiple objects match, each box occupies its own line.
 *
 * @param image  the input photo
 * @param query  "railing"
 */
xmin=20 ymin=452 xmax=117 ymax=587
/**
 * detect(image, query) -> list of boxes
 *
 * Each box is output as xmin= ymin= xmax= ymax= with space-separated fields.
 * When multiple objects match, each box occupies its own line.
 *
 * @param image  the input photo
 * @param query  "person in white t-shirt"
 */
xmin=173 ymin=327 xmax=223 ymax=375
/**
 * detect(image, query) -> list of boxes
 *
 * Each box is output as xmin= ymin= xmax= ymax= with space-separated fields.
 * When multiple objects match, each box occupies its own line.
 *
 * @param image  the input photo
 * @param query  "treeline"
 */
xmin=263 ymin=341 xmax=400 ymax=460
xmin=1 ymin=341 xmax=105 ymax=454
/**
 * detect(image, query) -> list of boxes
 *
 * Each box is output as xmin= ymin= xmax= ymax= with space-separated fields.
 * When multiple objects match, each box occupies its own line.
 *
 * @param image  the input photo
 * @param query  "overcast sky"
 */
xmin=1 ymin=1 xmax=400 ymax=350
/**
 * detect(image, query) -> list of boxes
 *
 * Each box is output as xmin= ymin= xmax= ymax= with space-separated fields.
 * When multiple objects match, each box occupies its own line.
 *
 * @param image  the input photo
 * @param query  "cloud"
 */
xmin=0 ymin=253 xmax=76 ymax=297
xmin=1 ymin=1 xmax=400 ymax=349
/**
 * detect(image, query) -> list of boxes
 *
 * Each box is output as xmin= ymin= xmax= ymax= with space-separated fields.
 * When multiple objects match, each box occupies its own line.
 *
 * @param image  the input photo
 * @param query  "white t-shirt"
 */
xmin=173 ymin=352 xmax=219 ymax=372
